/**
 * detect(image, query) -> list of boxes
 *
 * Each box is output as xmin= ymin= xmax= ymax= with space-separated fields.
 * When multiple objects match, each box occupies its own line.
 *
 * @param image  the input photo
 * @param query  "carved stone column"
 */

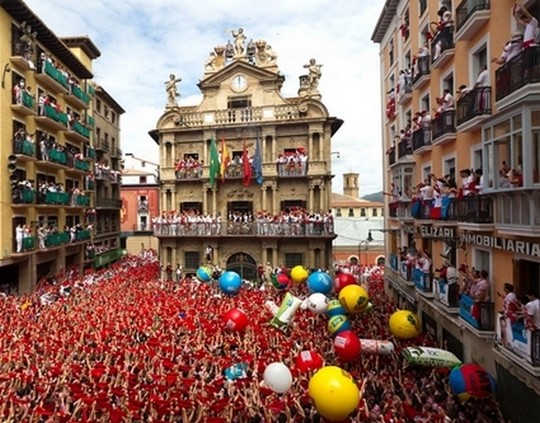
xmin=309 ymin=186 xmax=314 ymax=211
xmin=212 ymin=187 xmax=217 ymax=214
xmin=202 ymin=184 xmax=209 ymax=214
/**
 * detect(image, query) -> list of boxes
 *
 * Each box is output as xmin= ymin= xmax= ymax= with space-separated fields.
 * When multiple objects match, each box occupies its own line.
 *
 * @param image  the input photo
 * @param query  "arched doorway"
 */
xmin=226 ymin=252 xmax=257 ymax=280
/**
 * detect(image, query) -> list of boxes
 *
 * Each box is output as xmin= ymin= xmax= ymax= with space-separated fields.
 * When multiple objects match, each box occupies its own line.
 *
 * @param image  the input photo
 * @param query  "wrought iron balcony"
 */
xmin=412 ymin=56 xmax=430 ymax=88
xmin=459 ymin=295 xmax=494 ymax=331
xmin=397 ymin=138 xmax=412 ymax=159
xmin=412 ymin=128 xmax=431 ymax=152
xmin=431 ymin=27 xmax=455 ymax=68
xmin=455 ymin=0 xmax=490 ymax=41
xmin=432 ymin=110 xmax=456 ymax=143
xmin=457 ymin=87 xmax=492 ymax=127
xmin=496 ymin=313 xmax=540 ymax=367
xmin=496 ymin=46 xmax=540 ymax=103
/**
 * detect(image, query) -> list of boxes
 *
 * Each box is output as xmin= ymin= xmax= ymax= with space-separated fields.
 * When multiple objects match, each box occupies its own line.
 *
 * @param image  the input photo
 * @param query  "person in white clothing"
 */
xmin=514 ymin=1 xmax=539 ymax=48
xmin=15 ymin=224 xmax=24 ymax=252
xmin=524 ymin=291 xmax=540 ymax=330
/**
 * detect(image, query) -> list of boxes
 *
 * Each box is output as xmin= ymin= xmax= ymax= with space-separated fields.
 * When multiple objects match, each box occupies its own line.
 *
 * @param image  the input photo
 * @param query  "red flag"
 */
xmin=242 ymin=140 xmax=252 ymax=186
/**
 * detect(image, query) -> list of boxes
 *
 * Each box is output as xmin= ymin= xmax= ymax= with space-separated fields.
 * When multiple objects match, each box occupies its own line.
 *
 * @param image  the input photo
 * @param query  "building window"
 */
xmin=285 ymin=253 xmax=304 ymax=268
xmin=348 ymin=208 xmax=354 ymax=217
xmin=360 ymin=208 xmax=366 ymax=217
xmin=336 ymin=208 xmax=342 ymax=217
xmin=227 ymin=96 xmax=252 ymax=122
xmin=419 ymin=0 xmax=427 ymax=16
xmin=95 ymin=99 xmax=101 ymax=113
xmin=139 ymin=176 xmax=147 ymax=184
xmin=444 ymin=157 xmax=456 ymax=180
xmin=111 ymin=112 xmax=116 ymax=124
xmin=184 ymin=252 xmax=200 ymax=269
xmin=392 ymin=166 xmax=415 ymax=199
xmin=389 ymin=39 xmax=394 ymax=66
xmin=421 ymin=94 xmax=430 ymax=113
xmin=372 ymin=208 xmax=378 ymax=217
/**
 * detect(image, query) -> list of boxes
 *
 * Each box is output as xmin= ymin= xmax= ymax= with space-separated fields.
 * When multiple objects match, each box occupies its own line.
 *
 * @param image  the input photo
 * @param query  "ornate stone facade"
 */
xmin=152 ymin=30 xmax=342 ymax=278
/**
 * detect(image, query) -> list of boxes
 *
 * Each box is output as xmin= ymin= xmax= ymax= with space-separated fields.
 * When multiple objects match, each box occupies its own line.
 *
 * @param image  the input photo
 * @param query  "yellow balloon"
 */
xmin=388 ymin=310 xmax=421 ymax=339
xmin=290 ymin=265 xmax=309 ymax=284
xmin=338 ymin=284 xmax=369 ymax=314
xmin=308 ymin=366 xmax=360 ymax=421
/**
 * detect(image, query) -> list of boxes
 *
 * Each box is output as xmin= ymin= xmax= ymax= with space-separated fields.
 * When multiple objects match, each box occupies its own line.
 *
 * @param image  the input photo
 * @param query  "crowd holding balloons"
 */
xmin=0 ymin=251 xmax=508 ymax=422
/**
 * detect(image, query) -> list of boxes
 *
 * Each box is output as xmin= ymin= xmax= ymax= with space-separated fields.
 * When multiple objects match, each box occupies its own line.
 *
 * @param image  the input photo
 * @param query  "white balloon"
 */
xmin=307 ymin=293 xmax=329 ymax=314
xmin=263 ymin=362 xmax=293 ymax=393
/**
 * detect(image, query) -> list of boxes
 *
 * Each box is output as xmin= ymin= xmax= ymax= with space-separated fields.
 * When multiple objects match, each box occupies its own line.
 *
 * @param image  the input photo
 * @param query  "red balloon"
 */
xmin=333 ymin=330 xmax=361 ymax=362
xmin=334 ymin=272 xmax=357 ymax=293
xmin=295 ymin=350 xmax=324 ymax=373
xmin=223 ymin=308 xmax=249 ymax=332
xmin=277 ymin=272 xmax=291 ymax=287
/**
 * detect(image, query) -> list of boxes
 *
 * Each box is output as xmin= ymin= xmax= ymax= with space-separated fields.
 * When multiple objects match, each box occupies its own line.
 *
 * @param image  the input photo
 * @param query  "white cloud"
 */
xmin=24 ymin=0 xmax=384 ymax=196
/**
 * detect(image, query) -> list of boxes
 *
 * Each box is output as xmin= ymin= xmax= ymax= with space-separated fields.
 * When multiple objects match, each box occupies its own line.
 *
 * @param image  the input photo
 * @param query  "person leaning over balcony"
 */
xmin=497 ymin=283 xmax=519 ymax=323
xmin=492 ymin=32 xmax=524 ymax=66
xmin=514 ymin=1 xmax=539 ymax=49
xmin=474 ymin=169 xmax=484 ymax=194
xmin=507 ymin=168 xmax=523 ymax=187
xmin=524 ymin=291 xmax=540 ymax=330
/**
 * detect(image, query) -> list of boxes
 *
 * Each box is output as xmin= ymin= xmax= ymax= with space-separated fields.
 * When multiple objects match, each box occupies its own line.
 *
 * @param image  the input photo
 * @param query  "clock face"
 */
xmin=231 ymin=74 xmax=248 ymax=92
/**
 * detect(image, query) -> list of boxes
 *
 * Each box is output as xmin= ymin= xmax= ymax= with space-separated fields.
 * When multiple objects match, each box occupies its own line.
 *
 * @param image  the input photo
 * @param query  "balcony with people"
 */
xmin=456 ymin=82 xmax=492 ymax=130
xmin=175 ymin=155 xmax=202 ymax=180
xmin=494 ymin=3 xmax=540 ymax=108
xmin=276 ymin=147 xmax=308 ymax=177
xmin=66 ymin=112 xmax=92 ymax=143
xmin=458 ymin=266 xmax=494 ymax=333
xmin=455 ymin=0 xmax=490 ymax=41
xmin=13 ymin=128 xmax=36 ymax=159
xmin=11 ymin=79 xmax=36 ymax=116
xmin=65 ymin=77 xmax=91 ymax=109
xmin=434 ymin=261 xmax=460 ymax=311
xmin=35 ymin=52 xmax=69 ymax=94
xmin=411 ymin=112 xmax=432 ymax=153
xmin=35 ymin=95 xmax=68 ymax=131
xmin=431 ymin=110 xmax=456 ymax=146
xmin=411 ymin=49 xmax=430 ymax=89
xmin=495 ymin=285 xmax=540 ymax=368
xmin=12 ymin=180 xmax=36 ymax=205
xmin=13 ymin=224 xmax=36 ymax=254
xmin=413 ymin=256 xmax=434 ymax=298
xmin=153 ymin=208 xmax=334 ymax=238
xmin=430 ymin=7 xmax=455 ymax=69
xmin=397 ymin=69 xmax=412 ymax=105
xmin=385 ymin=89 xmax=396 ymax=121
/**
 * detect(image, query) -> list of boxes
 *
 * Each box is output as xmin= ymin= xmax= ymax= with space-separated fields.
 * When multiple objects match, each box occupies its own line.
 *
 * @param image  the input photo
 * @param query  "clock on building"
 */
xmin=231 ymin=74 xmax=248 ymax=92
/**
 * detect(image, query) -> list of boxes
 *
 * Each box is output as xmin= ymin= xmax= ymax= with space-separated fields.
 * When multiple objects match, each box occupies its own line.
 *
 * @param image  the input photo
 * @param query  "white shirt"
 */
xmin=475 ymin=69 xmax=489 ymax=88
xmin=526 ymin=298 xmax=540 ymax=328
xmin=524 ymin=17 xmax=539 ymax=44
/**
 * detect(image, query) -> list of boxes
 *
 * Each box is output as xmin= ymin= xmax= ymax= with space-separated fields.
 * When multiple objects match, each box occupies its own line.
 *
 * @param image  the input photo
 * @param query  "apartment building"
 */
xmin=0 ymin=0 xmax=122 ymax=293
xmin=373 ymin=1 xmax=540 ymax=420
xmin=150 ymin=30 xmax=342 ymax=278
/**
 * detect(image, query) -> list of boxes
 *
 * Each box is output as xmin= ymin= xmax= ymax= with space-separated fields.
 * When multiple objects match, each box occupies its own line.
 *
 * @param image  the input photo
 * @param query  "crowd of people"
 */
xmin=276 ymin=149 xmax=308 ymax=177
xmin=95 ymin=161 xmax=121 ymax=183
xmin=0 ymin=252 xmax=507 ymax=422
xmin=175 ymin=156 xmax=203 ymax=179
xmin=152 ymin=208 xmax=334 ymax=237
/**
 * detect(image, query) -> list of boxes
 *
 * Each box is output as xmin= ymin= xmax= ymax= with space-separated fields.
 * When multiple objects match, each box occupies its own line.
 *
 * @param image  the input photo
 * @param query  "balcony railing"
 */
xmin=74 ymin=195 xmax=90 ymax=207
xmin=86 ymin=115 xmax=95 ymax=127
xmin=409 ymin=195 xmax=493 ymax=223
xmin=397 ymin=139 xmax=412 ymax=158
xmin=388 ymin=253 xmax=399 ymax=272
xmin=96 ymin=139 xmax=110 ymax=152
xmin=412 ymin=56 xmax=430 ymax=86
xmin=431 ymin=27 xmax=454 ymax=64
xmin=42 ymin=60 xmax=69 ymax=89
xmin=86 ymin=146 xmax=96 ymax=160
xmin=74 ymin=159 xmax=90 ymax=172
xmin=39 ymin=191 xmax=70 ymax=205
xmin=15 ymin=236 xmax=36 ymax=253
xmin=70 ymin=121 xmax=91 ymax=139
xmin=457 ymin=87 xmax=492 ymax=126
xmin=435 ymin=278 xmax=460 ymax=308
xmin=496 ymin=46 xmax=540 ymax=102
xmin=277 ymin=162 xmax=308 ymax=177
xmin=13 ymin=139 xmax=35 ymax=157
xmin=69 ymin=85 xmax=91 ymax=106
xmin=86 ymin=180 xmax=95 ymax=191
xmin=44 ymin=232 xmax=70 ymax=248
xmin=412 ymin=128 xmax=431 ymax=151
xmin=12 ymin=188 xmax=36 ymax=204
xmin=20 ymin=90 xmax=35 ymax=110
xmin=495 ymin=190 xmax=540 ymax=231
xmin=459 ymin=294 xmax=494 ymax=331
xmin=154 ymin=221 xmax=334 ymax=237
xmin=496 ymin=313 xmax=540 ymax=366
xmin=456 ymin=0 xmax=490 ymax=33
xmin=49 ymin=149 xmax=67 ymax=166
xmin=41 ymin=104 xmax=68 ymax=127
xmin=96 ymin=198 xmax=122 ymax=208
xmin=399 ymin=261 xmax=414 ymax=285
xmin=432 ymin=110 xmax=456 ymax=141
xmin=388 ymin=147 xmax=396 ymax=166
xmin=75 ymin=229 xmax=92 ymax=242
xmin=176 ymin=167 xmax=202 ymax=180
xmin=413 ymin=268 xmax=433 ymax=294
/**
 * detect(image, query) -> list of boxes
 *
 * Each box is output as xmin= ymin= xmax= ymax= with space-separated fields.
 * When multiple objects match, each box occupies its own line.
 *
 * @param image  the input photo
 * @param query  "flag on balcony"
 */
xmin=253 ymin=135 xmax=264 ymax=185
xmin=209 ymin=136 xmax=220 ymax=188
xmin=242 ymin=140 xmax=252 ymax=187
xmin=219 ymin=136 xmax=230 ymax=183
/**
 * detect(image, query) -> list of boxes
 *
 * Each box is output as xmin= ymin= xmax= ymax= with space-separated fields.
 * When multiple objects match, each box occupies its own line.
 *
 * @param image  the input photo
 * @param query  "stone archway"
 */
xmin=226 ymin=252 xmax=257 ymax=281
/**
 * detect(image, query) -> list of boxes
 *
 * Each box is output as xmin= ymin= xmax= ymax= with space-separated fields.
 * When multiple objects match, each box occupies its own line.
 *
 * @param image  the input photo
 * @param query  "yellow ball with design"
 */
xmin=308 ymin=366 xmax=360 ymax=421
xmin=388 ymin=310 xmax=421 ymax=339
xmin=338 ymin=284 xmax=369 ymax=314
xmin=290 ymin=265 xmax=309 ymax=284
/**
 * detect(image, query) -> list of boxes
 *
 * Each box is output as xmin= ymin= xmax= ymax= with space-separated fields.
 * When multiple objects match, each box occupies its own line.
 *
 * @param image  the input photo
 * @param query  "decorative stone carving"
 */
xmin=298 ymin=58 xmax=323 ymax=99
xmin=226 ymin=188 xmax=255 ymax=199
xmin=164 ymin=74 xmax=182 ymax=108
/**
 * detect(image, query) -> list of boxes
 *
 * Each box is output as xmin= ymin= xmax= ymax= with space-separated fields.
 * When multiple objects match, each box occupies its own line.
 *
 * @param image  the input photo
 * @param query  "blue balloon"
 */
xmin=196 ymin=266 xmax=212 ymax=282
xmin=307 ymin=271 xmax=333 ymax=295
xmin=219 ymin=271 xmax=242 ymax=295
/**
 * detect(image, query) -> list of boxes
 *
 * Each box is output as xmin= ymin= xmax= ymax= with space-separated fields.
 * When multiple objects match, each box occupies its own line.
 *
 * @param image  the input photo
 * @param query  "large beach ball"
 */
xmin=291 ymin=265 xmax=309 ymax=284
xmin=307 ymin=271 xmax=333 ymax=295
xmin=333 ymin=330 xmax=361 ymax=362
xmin=326 ymin=299 xmax=347 ymax=317
xmin=334 ymin=272 xmax=357 ymax=293
xmin=449 ymin=364 xmax=496 ymax=401
xmin=295 ymin=350 xmax=324 ymax=373
xmin=196 ymin=266 xmax=212 ymax=283
xmin=271 ymin=273 xmax=290 ymax=290
xmin=308 ymin=366 xmax=360 ymax=421
xmin=388 ymin=310 xmax=421 ymax=339
xmin=218 ymin=271 xmax=242 ymax=295
xmin=339 ymin=284 xmax=369 ymax=314
xmin=222 ymin=308 xmax=249 ymax=332
xmin=263 ymin=362 xmax=293 ymax=394
xmin=328 ymin=315 xmax=351 ymax=336
xmin=307 ymin=293 xmax=329 ymax=314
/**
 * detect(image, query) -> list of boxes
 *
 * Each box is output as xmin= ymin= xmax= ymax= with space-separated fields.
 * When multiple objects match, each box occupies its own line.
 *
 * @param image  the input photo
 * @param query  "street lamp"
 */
xmin=358 ymin=238 xmax=371 ymax=266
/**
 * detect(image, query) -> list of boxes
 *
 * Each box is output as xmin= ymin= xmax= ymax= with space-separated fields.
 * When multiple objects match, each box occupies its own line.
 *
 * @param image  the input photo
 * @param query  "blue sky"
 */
xmin=24 ymin=0 xmax=384 ymax=196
